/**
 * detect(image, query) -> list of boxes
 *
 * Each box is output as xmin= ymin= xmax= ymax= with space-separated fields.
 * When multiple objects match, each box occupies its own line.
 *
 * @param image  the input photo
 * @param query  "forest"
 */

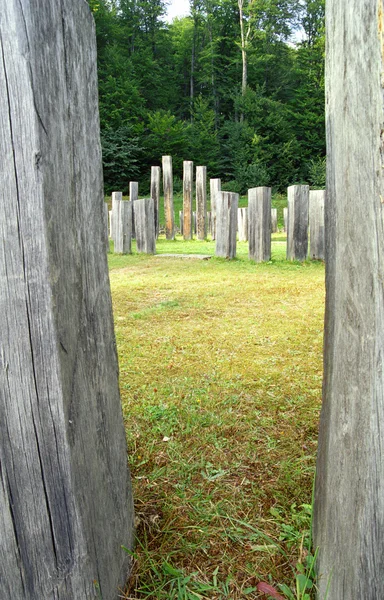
xmin=89 ymin=0 xmax=325 ymax=196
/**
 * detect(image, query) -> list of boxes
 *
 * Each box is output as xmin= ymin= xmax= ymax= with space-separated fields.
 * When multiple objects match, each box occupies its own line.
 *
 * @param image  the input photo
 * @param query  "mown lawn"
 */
xmin=108 ymin=235 xmax=325 ymax=599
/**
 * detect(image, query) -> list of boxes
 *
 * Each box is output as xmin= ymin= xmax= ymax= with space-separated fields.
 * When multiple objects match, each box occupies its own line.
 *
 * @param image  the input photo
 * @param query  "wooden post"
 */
xmin=150 ymin=166 xmax=161 ymax=237
xmin=111 ymin=191 xmax=122 ymax=245
xmin=134 ymin=199 xmax=156 ymax=254
xmin=238 ymin=207 xmax=248 ymax=242
xmin=309 ymin=190 xmax=325 ymax=260
xmin=248 ymin=187 xmax=271 ymax=262
xmin=196 ymin=166 xmax=207 ymax=240
xmin=115 ymin=201 xmax=132 ymax=254
xmin=313 ymin=3 xmax=384 ymax=597
xmin=283 ymin=207 xmax=288 ymax=232
xmin=286 ymin=185 xmax=309 ymax=261
xmin=215 ymin=192 xmax=238 ymax=259
xmin=129 ymin=181 xmax=138 ymax=239
xmin=104 ymin=203 xmax=109 ymax=252
xmin=210 ymin=178 xmax=221 ymax=240
xmin=183 ymin=161 xmax=193 ymax=240
xmin=162 ymin=155 xmax=174 ymax=240
xmin=271 ymin=208 xmax=278 ymax=233
xmin=179 ymin=211 xmax=184 ymax=236
xmin=193 ymin=211 xmax=197 ymax=234
xmin=0 ymin=2 xmax=133 ymax=598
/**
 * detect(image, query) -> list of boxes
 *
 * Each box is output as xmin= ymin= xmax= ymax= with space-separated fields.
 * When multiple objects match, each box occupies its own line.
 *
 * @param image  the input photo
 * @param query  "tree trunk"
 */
xmin=313 ymin=2 xmax=384 ymax=598
xmin=0 ymin=2 xmax=134 ymax=598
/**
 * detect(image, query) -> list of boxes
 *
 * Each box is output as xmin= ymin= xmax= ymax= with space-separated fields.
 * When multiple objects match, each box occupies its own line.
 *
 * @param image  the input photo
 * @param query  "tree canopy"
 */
xmin=89 ymin=0 xmax=325 ymax=194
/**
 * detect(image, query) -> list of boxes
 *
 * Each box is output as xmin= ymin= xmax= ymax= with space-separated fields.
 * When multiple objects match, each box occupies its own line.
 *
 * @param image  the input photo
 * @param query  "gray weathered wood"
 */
xmin=134 ymin=199 xmax=156 ymax=254
xmin=104 ymin=203 xmax=110 ymax=252
xmin=193 ymin=211 xmax=197 ymax=234
xmin=271 ymin=208 xmax=278 ymax=233
xmin=183 ymin=161 xmax=193 ymax=240
xmin=162 ymin=155 xmax=174 ymax=239
xmin=111 ymin=191 xmax=122 ymax=244
xmin=0 ymin=2 xmax=134 ymax=599
xmin=179 ymin=211 xmax=184 ymax=236
xmin=215 ymin=192 xmax=238 ymax=259
xmin=129 ymin=181 xmax=138 ymax=239
xmin=151 ymin=166 xmax=161 ymax=238
xmin=248 ymin=187 xmax=271 ymax=262
xmin=237 ymin=207 xmax=248 ymax=242
xmin=109 ymin=209 xmax=113 ymax=237
xmin=313 ymin=3 xmax=384 ymax=598
xmin=115 ymin=201 xmax=132 ymax=254
xmin=283 ymin=207 xmax=288 ymax=232
xmin=196 ymin=166 xmax=207 ymax=240
xmin=210 ymin=178 xmax=221 ymax=240
xmin=207 ymin=211 xmax=212 ymax=235
xmin=286 ymin=185 xmax=309 ymax=261
xmin=308 ymin=190 xmax=325 ymax=260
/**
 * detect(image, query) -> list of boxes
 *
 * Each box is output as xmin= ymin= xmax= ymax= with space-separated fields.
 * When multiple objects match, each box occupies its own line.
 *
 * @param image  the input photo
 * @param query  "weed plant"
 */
xmin=108 ymin=235 xmax=324 ymax=599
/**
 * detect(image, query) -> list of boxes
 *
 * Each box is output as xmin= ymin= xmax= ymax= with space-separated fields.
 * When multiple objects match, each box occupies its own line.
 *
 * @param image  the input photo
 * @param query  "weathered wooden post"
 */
xmin=162 ymin=155 xmax=174 ymax=240
xmin=238 ymin=207 xmax=248 ymax=242
xmin=129 ymin=181 xmax=138 ymax=239
xmin=193 ymin=211 xmax=197 ymax=234
xmin=248 ymin=187 xmax=271 ymax=262
xmin=0 ymin=2 xmax=134 ymax=599
xmin=115 ymin=201 xmax=132 ymax=254
xmin=271 ymin=208 xmax=278 ymax=233
xmin=286 ymin=185 xmax=309 ymax=261
xmin=104 ymin=203 xmax=109 ymax=252
xmin=179 ymin=211 xmax=184 ymax=236
xmin=183 ymin=160 xmax=193 ymax=240
xmin=210 ymin=178 xmax=221 ymax=240
xmin=313 ymin=3 xmax=384 ymax=598
xmin=150 ymin=166 xmax=161 ymax=237
xmin=111 ymin=190 xmax=122 ymax=245
xmin=283 ymin=207 xmax=288 ymax=232
xmin=196 ymin=166 xmax=207 ymax=240
xmin=215 ymin=192 xmax=238 ymax=259
xmin=308 ymin=190 xmax=325 ymax=260
xmin=134 ymin=199 xmax=156 ymax=254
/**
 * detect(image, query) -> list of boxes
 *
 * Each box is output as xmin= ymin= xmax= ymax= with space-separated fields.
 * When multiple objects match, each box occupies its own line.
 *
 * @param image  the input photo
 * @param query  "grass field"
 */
xmin=108 ymin=235 xmax=325 ymax=599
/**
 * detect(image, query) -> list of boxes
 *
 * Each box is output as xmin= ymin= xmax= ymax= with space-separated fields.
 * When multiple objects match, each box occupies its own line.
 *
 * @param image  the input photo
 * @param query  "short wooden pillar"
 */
xmin=286 ymin=185 xmax=309 ymax=261
xmin=215 ymin=192 xmax=238 ymax=259
xmin=162 ymin=155 xmax=174 ymax=240
xmin=196 ymin=166 xmax=207 ymax=240
xmin=134 ymin=199 xmax=156 ymax=254
xmin=248 ymin=187 xmax=271 ymax=262
xmin=210 ymin=178 xmax=221 ymax=240
xmin=151 ymin=166 xmax=161 ymax=237
xmin=179 ymin=211 xmax=184 ymax=235
xmin=283 ymin=207 xmax=288 ymax=232
xmin=111 ymin=190 xmax=122 ymax=244
xmin=183 ymin=161 xmax=193 ymax=240
xmin=271 ymin=208 xmax=278 ymax=233
xmin=238 ymin=207 xmax=248 ymax=241
xmin=115 ymin=201 xmax=132 ymax=254
xmin=309 ymin=190 xmax=325 ymax=260
xmin=104 ymin=203 xmax=109 ymax=252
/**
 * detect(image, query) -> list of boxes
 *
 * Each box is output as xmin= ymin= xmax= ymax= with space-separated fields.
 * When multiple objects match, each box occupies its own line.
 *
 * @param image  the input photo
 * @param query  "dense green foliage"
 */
xmin=89 ymin=0 xmax=325 ymax=194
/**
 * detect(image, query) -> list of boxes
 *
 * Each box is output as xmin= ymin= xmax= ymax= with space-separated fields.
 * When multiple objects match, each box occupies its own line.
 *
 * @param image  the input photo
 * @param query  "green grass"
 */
xmin=108 ymin=235 xmax=324 ymax=599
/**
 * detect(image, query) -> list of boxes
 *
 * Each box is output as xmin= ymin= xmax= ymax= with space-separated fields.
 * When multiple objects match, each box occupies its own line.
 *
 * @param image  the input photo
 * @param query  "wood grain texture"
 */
xmin=196 ymin=166 xmax=207 ymax=240
xmin=237 ymin=207 xmax=248 ymax=242
xmin=248 ymin=187 xmax=271 ymax=262
xmin=209 ymin=178 xmax=221 ymax=240
xmin=111 ymin=191 xmax=122 ymax=244
xmin=0 ymin=2 xmax=134 ymax=598
xmin=271 ymin=208 xmax=277 ymax=233
xmin=162 ymin=155 xmax=174 ymax=240
xmin=286 ymin=185 xmax=309 ymax=261
xmin=308 ymin=190 xmax=325 ymax=260
xmin=313 ymin=2 xmax=384 ymax=598
xmin=150 ymin=166 xmax=161 ymax=238
xmin=115 ymin=200 xmax=132 ymax=254
xmin=183 ymin=161 xmax=193 ymax=240
xmin=134 ymin=198 xmax=156 ymax=254
xmin=215 ymin=191 xmax=238 ymax=259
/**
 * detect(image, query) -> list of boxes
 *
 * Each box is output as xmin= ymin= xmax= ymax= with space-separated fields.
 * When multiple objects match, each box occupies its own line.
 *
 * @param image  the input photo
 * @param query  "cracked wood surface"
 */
xmin=0 ymin=1 xmax=133 ymax=598
xmin=313 ymin=1 xmax=384 ymax=597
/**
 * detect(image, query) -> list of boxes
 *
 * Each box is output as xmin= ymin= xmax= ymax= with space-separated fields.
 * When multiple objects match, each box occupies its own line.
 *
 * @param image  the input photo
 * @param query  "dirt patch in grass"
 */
xmin=110 ymin=237 xmax=324 ymax=599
